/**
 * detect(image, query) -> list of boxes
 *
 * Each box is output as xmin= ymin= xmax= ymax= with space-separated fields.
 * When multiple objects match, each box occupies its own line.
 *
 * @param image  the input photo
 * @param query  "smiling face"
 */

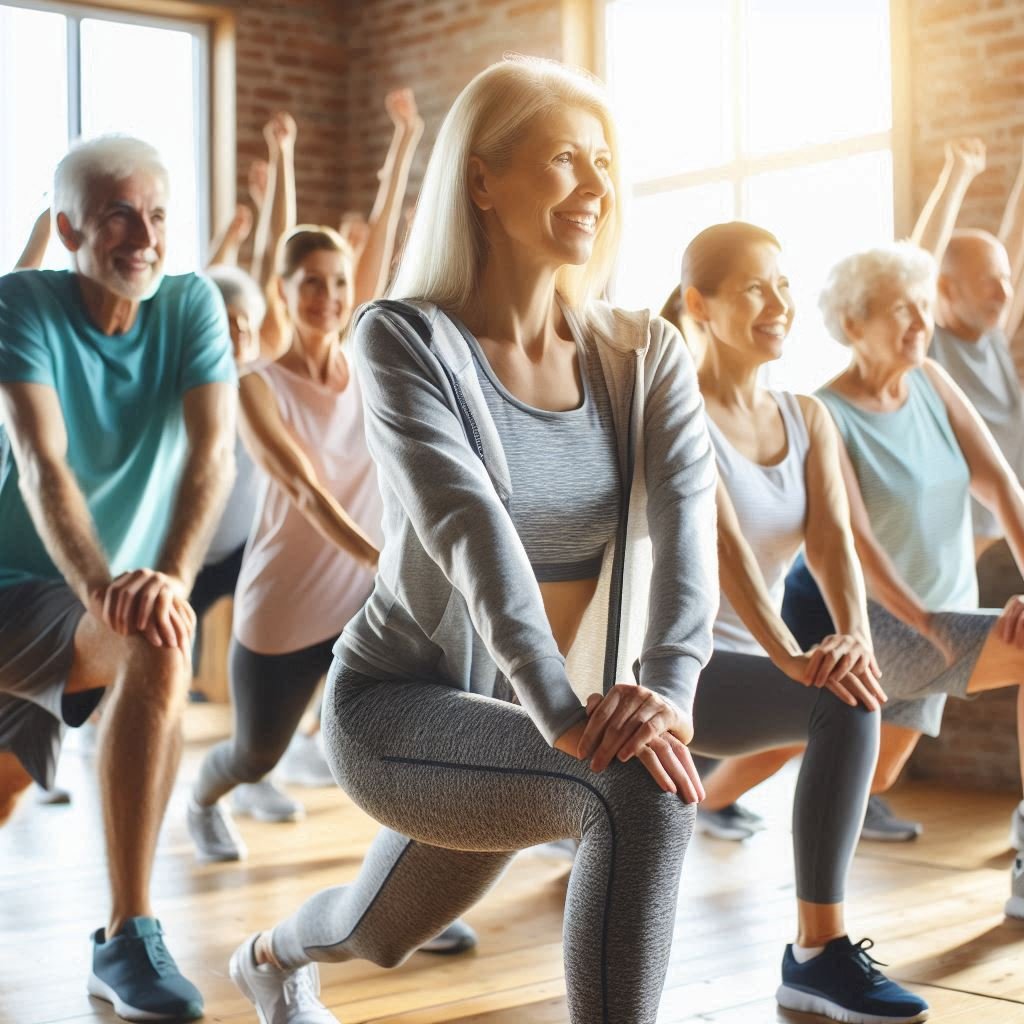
xmin=470 ymin=104 xmax=614 ymax=272
xmin=70 ymin=170 xmax=167 ymax=300
xmin=280 ymin=247 xmax=354 ymax=339
xmin=848 ymin=275 xmax=934 ymax=370
xmin=691 ymin=240 xmax=794 ymax=364
xmin=940 ymin=234 xmax=1013 ymax=336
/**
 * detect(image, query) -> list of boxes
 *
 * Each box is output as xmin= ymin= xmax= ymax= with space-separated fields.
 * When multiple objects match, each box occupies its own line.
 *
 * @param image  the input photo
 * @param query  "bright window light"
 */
xmin=0 ymin=2 xmax=207 ymax=276
xmin=605 ymin=0 xmax=895 ymax=394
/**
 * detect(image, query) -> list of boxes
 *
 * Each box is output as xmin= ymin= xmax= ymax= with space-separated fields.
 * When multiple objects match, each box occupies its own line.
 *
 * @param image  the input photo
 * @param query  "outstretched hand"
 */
xmin=385 ymin=88 xmax=422 ymax=131
xmin=945 ymin=136 xmax=986 ymax=179
xmin=264 ymin=111 xmax=298 ymax=153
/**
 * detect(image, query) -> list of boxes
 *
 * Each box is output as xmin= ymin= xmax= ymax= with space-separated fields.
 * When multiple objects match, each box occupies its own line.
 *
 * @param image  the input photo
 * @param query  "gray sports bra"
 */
xmin=460 ymin=324 xmax=621 ymax=582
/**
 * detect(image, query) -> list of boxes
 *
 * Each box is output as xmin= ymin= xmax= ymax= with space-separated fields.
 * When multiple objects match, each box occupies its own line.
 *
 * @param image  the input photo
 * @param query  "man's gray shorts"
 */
xmin=0 ymin=579 xmax=102 ymax=787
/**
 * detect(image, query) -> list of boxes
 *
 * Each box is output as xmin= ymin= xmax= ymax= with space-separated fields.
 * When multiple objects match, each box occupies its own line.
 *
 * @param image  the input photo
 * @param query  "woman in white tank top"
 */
xmin=676 ymin=223 xmax=932 ymax=1024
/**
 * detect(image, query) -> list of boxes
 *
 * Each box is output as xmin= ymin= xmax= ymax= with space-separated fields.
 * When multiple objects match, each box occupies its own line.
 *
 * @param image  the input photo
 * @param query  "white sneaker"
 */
xmin=1006 ymin=856 xmax=1024 ymax=919
xmin=232 ymin=780 xmax=305 ymax=823
xmin=1010 ymin=804 xmax=1024 ymax=850
xmin=278 ymin=733 xmax=336 ymax=788
xmin=187 ymin=796 xmax=247 ymax=862
xmin=229 ymin=933 xmax=337 ymax=1024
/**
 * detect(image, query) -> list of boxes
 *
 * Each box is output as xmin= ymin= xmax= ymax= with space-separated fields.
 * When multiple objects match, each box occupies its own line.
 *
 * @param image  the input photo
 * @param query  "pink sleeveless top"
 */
xmin=232 ymin=358 xmax=382 ymax=654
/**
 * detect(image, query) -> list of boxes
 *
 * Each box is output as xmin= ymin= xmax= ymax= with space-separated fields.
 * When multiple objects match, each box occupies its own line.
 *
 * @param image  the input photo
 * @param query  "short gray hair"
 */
xmin=206 ymin=264 xmax=266 ymax=329
xmin=53 ymin=135 xmax=170 ymax=228
xmin=818 ymin=242 xmax=936 ymax=345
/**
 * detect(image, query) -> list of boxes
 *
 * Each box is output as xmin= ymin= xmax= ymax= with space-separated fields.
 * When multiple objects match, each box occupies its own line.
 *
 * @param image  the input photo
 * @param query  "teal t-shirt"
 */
xmin=0 ymin=269 xmax=236 ymax=590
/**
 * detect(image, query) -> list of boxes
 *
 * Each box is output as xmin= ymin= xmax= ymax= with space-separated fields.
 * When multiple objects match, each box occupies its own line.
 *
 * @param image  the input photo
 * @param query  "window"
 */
xmin=603 ymin=0 xmax=897 ymax=393
xmin=0 ymin=1 xmax=211 ymax=274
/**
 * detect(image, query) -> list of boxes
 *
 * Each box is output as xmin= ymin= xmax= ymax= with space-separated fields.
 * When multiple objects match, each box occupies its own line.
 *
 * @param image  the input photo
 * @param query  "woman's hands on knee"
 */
xmin=780 ymin=634 xmax=886 ymax=710
xmin=996 ymin=596 xmax=1024 ymax=648
xmin=557 ymin=684 xmax=704 ymax=804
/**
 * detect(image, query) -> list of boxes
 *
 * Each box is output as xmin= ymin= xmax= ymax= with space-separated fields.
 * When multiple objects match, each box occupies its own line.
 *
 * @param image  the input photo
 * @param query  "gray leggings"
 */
xmin=270 ymin=660 xmax=696 ymax=1024
xmin=194 ymin=636 xmax=335 ymax=806
xmin=690 ymin=650 xmax=879 ymax=904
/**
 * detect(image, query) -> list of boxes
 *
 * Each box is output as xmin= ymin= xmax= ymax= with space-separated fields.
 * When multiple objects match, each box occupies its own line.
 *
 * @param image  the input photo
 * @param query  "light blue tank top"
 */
xmin=707 ymin=391 xmax=811 ymax=655
xmin=817 ymin=369 xmax=977 ymax=611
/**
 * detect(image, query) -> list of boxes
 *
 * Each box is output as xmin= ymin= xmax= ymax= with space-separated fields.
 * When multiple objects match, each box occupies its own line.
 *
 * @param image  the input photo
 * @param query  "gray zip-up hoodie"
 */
xmin=338 ymin=298 xmax=719 ymax=746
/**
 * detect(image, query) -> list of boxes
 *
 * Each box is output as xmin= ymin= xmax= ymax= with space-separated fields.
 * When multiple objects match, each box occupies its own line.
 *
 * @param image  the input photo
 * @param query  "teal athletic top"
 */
xmin=817 ymin=367 xmax=977 ymax=612
xmin=0 ymin=269 xmax=235 ymax=590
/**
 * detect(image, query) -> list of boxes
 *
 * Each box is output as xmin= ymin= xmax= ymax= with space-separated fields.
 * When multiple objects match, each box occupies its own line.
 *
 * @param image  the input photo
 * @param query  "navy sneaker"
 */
xmin=88 ymin=917 xmax=203 ymax=1021
xmin=777 ymin=936 xmax=928 ymax=1023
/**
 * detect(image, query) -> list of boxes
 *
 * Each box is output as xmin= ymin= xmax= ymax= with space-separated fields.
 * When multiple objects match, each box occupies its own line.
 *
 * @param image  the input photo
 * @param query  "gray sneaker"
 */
xmin=230 ymin=933 xmax=337 ymax=1024
xmin=419 ymin=918 xmax=478 ymax=955
xmin=278 ymin=733 xmax=336 ymax=788
xmin=1010 ymin=804 xmax=1024 ymax=850
xmin=697 ymin=802 xmax=766 ymax=841
xmin=860 ymin=796 xmax=922 ymax=842
xmin=232 ymin=780 xmax=305 ymax=823
xmin=187 ymin=796 xmax=247 ymax=862
xmin=1007 ymin=856 xmax=1024 ymax=919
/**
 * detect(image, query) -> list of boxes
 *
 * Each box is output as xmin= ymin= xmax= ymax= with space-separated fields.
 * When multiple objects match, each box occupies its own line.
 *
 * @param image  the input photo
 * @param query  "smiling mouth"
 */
xmin=754 ymin=324 xmax=787 ymax=339
xmin=554 ymin=212 xmax=598 ymax=233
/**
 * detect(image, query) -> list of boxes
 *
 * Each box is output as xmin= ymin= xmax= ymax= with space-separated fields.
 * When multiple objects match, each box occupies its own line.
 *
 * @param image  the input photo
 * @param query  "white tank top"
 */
xmin=233 ymin=358 xmax=383 ymax=654
xmin=706 ymin=391 xmax=810 ymax=655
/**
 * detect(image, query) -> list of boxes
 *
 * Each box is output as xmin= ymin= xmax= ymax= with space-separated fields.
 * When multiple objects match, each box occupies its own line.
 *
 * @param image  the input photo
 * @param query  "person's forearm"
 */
xmin=354 ymin=122 xmax=423 ymax=305
xmin=207 ymin=217 xmax=243 ymax=268
xmin=994 ymin=482 xmax=1024 ymax=582
xmin=911 ymin=159 xmax=973 ymax=262
xmin=251 ymin=161 xmax=278 ymax=287
xmin=14 ymin=209 xmax=51 ymax=271
xmin=855 ymin=537 xmax=930 ymax=633
xmin=157 ymin=444 xmax=235 ymax=592
xmin=294 ymin=481 xmax=378 ymax=566
xmin=260 ymin=142 xmax=296 ymax=292
xmin=19 ymin=456 xmax=110 ymax=602
xmin=805 ymin=534 xmax=872 ymax=645
xmin=719 ymin=534 xmax=802 ymax=664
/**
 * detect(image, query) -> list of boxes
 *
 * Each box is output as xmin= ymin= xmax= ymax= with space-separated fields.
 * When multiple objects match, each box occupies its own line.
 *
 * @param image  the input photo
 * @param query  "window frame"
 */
xmin=1 ymin=0 xmax=235 ymax=260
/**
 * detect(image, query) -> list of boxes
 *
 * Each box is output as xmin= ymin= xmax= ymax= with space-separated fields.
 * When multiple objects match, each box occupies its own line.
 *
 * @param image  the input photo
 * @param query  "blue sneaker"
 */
xmin=777 ymin=936 xmax=928 ymax=1023
xmin=88 ymin=917 xmax=203 ymax=1021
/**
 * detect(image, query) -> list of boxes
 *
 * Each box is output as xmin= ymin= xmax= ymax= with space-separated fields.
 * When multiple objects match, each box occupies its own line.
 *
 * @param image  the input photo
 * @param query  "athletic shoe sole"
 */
xmin=777 ymin=984 xmax=928 ymax=1023
xmin=87 ymin=972 xmax=203 ymax=1022
xmin=232 ymin=803 xmax=306 ymax=824
xmin=696 ymin=821 xmax=755 ymax=841
xmin=860 ymin=827 xmax=921 ymax=843
xmin=1005 ymin=895 xmax=1024 ymax=919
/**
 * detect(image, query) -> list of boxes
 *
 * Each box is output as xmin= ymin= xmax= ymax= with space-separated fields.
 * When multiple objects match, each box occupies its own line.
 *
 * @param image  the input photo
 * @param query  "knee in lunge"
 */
xmin=117 ymin=639 xmax=191 ymax=717
xmin=0 ymin=756 xmax=33 ymax=826
xmin=595 ymin=757 xmax=698 ymax=844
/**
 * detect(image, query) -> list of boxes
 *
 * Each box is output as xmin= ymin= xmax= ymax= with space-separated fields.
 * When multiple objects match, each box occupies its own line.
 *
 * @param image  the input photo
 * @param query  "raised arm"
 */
xmin=247 ymin=159 xmax=271 ymax=282
xmin=911 ymin=138 xmax=986 ymax=264
xmin=352 ymin=89 xmax=425 ymax=306
xmin=206 ymin=204 xmax=253 ymax=269
xmin=13 ymin=209 xmax=52 ymax=270
xmin=999 ymin=137 xmax=1024 ymax=288
xmin=237 ymin=372 xmax=378 ymax=568
xmin=0 ymin=381 xmax=110 ymax=609
xmin=257 ymin=115 xmax=297 ymax=360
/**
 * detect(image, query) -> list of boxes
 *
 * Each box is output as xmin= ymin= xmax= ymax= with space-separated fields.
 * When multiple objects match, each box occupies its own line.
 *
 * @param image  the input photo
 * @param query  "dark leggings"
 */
xmin=690 ymin=650 xmax=879 ymax=903
xmin=194 ymin=636 xmax=336 ymax=805
xmin=270 ymin=660 xmax=696 ymax=1024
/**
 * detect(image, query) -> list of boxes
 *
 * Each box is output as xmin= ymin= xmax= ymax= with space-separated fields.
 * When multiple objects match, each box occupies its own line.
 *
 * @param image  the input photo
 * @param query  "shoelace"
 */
xmin=282 ymin=965 xmax=320 ymax=1008
xmin=848 ymin=938 xmax=888 ymax=982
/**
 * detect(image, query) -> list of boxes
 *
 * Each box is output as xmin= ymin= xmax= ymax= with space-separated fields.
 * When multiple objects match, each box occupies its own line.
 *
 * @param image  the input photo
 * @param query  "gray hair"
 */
xmin=205 ymin=264 xmax=266 ymax=328
xmin=818 ymin=242 xmax=937 ymax=345
xmin=390 ymin=55 xmax=623 ymax=313
xmin=53 ymin=135 xmax=170 ymax=228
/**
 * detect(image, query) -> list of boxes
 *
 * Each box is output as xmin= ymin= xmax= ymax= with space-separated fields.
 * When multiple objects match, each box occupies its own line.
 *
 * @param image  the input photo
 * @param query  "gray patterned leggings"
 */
xmin=269 ymin=659 xmax=696 ymax=1024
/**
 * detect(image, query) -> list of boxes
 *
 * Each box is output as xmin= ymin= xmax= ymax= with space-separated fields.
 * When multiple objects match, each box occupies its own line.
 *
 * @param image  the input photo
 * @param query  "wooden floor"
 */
xmin=3 ymin=705 xmax=1024 ymax=1024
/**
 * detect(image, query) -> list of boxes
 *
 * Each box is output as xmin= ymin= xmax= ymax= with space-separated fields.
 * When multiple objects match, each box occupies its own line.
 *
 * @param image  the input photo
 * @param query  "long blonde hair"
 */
xmin=390 ymin=55 xmax=623 ymax=312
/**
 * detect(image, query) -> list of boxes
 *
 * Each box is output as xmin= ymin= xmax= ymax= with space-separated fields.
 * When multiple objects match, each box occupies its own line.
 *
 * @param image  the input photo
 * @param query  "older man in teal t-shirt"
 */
xmin=0 ymin=136 xmax=236 ymax=1022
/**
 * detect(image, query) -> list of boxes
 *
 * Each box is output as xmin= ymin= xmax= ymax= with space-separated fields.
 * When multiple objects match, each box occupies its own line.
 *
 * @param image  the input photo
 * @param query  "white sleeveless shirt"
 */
xmin=706 ymin=391 xmax=810 ymax=656
xmin=233 ymin=359 xmax=383 ymax=654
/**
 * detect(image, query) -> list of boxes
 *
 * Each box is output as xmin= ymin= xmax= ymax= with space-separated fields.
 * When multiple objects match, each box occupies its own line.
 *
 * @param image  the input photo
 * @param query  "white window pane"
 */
xmin=612 ymin=183 xmax=734 ymax=311
xmin=0 ymin=5 xmax=69 ymax=270
xmin=745 ymin=149 xmax=894 ymax=394
xmin=80 ymin=17 xmax=200 ymax=272
xmin=745 ymin=0 xmax=891 ymax=156
xmin=605 ymin=0 xmax=731 ymax=182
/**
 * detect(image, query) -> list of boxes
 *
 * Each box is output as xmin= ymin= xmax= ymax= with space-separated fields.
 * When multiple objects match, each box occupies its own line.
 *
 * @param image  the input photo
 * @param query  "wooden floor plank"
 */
xmin=2 ymin=704 xmax=1023 ymax=1024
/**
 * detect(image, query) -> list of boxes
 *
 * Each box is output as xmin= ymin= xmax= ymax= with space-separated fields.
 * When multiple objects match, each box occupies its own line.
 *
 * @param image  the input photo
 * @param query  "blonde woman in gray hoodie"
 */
xmin=228 ymin=56 xmax=715 ymax=1024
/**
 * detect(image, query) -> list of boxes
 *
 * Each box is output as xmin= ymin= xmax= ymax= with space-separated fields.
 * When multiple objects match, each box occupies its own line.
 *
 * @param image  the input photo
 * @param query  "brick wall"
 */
xmin=338 ymin=0 xmax=563 ymax=216
xmin=904 ymin=0 xmax=1024 ymax=791
xmin=222 ymin=0 xmax=349 ymax=234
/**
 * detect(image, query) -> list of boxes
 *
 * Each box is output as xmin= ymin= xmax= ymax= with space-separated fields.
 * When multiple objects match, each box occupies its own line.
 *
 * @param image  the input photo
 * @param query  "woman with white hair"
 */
xmin=227 ymin=55 xmax=714 ymax=1024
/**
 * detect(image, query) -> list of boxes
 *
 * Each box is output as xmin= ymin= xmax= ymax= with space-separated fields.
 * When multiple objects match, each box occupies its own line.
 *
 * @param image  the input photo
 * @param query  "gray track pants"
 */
xmin=691 ymin=649 xmax=880 ymax=904
xmin=270 ymin=660 xmax=696 ymax=1024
